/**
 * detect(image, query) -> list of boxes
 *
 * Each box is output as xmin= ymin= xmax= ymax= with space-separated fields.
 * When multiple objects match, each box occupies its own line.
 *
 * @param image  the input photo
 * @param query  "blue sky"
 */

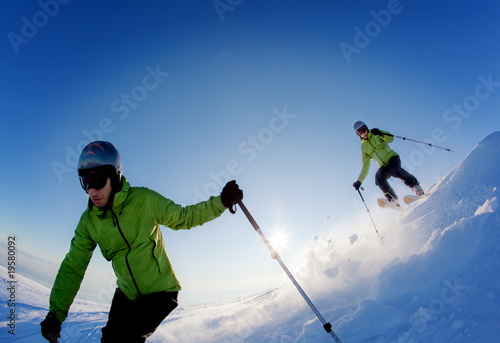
xmin=1 ymin=1 xmax=499 ymax=306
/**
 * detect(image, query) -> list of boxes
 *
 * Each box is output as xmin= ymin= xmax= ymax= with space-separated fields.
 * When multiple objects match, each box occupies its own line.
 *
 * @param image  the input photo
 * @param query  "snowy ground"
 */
xmin=1 ymin=132 xmax=499 ymax=342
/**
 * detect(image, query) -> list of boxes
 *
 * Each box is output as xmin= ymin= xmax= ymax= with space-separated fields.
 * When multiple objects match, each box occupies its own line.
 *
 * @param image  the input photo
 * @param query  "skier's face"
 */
xmin=356 ymin=125 xmax=368 ymax=139
xmin=88 ymin=178 xmax=112 ymax=208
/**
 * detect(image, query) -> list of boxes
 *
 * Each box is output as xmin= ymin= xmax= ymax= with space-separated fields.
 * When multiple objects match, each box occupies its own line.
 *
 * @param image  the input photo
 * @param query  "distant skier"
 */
xmin=352 ymin=121 xmax=424 ymax=206
xmin=40 ymin=141 xmax=243 ymax=343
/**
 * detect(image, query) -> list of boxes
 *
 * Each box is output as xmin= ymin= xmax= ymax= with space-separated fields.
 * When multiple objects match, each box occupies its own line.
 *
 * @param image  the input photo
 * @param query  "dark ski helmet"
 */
xmin=78 ymin=141 xmax=122 ymax=191
xmin=353 ymin=120 xmax=367 ymax=132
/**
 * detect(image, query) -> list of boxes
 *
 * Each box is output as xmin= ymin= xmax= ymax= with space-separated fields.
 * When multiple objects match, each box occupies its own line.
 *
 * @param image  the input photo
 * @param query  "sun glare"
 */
xmin=268 ymin=229 xmax=289 ymax=252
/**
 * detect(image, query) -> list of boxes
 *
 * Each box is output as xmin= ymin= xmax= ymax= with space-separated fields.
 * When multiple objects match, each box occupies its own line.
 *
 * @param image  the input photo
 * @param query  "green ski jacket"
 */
xmin=49 ymin=177 xmax=226 ymax=323
xmin=356 ymin=130 xmax=398 ymax=183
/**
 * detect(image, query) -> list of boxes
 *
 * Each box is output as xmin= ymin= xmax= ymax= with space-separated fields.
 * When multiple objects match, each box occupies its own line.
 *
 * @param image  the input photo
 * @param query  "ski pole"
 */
xmin=357 ymin=187 xmax=380 ymax=237
xmin=386 ymin=133 xmax=453 ymax=152
xmin=237 ymin=201 xmax=342 ymax=343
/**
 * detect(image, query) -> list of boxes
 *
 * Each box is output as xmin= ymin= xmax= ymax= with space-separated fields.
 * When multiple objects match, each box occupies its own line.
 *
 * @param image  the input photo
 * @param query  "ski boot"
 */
xmin=385 ymin=188 xmax=400 ymax=207
xmin=412 ymin=184 xmax=424 ymax=196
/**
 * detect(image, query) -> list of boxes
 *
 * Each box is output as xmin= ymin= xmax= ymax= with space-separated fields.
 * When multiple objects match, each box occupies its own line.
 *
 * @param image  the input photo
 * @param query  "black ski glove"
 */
xmin=41 ymin=312 xmax=61 ymax=343
xmin=353 ymin=180 xmax=362 ymax=191
xmin=221 ymin=180 xmax=243 ymax=214
xmin=370 ymin=128 xmax=383 ymax=136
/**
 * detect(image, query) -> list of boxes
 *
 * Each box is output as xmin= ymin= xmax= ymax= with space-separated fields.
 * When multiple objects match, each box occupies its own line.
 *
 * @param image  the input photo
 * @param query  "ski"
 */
xmin=403 ymin=193 xmax=430 ymax=204
xmin=377 ymin=198 xmax=403 ymax=212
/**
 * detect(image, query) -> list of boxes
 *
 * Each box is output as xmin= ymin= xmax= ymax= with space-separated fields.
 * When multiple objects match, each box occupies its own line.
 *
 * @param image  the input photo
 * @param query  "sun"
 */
xmin=268 ymin=229 xmax=289 ymax=252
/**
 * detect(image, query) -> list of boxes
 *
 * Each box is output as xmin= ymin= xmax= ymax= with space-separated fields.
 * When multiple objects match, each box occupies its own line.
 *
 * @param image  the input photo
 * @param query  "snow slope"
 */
xmin=1 ymin=132 xmax=499 ymax=342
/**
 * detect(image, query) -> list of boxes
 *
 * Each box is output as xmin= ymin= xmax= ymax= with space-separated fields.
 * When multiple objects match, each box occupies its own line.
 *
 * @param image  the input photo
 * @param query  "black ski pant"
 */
xmin=101 ymin=288 xmax=178 ymax=343
xmin=375 ymin=155 xmax=418 ymax=201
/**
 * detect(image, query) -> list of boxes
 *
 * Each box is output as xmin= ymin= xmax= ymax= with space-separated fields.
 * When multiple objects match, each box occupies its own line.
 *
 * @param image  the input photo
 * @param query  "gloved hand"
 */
xmin=41 ymin=312 xmax=61 ymax=343
xmin=221 ymin=180 xmax=243 ymax=213
xmin=353 ymin=180 xmax=362 ymax=191
xmin=370 ymin=128 xmax=383 ymax=136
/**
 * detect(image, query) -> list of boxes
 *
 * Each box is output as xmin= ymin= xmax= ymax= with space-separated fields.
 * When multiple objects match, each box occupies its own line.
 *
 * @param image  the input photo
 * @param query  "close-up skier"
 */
xmin=40 ymin=141 xmax=243 ymax=342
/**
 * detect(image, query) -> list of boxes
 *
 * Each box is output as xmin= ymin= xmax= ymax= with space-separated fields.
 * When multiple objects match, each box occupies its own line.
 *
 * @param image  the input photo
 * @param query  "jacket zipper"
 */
xmin=368 ymin=137 xmax=389 ymax=167
xmin=110 ymin=209 xmax=142 ymax=297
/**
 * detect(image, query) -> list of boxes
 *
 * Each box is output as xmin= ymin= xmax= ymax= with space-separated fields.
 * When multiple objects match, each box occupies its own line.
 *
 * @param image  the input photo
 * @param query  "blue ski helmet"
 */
xmin=78 ymin=141 xmax=122 ymax=189
xmin=353 ymin=120 xmax=367 ymax=132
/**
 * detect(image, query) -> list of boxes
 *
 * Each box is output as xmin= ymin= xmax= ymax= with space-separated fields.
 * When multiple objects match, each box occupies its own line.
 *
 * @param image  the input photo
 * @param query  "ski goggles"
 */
xmin=356 ymin=125 xmax=368 ymax=135
xmin=79 ymin=172 xmax=109 ymax=192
